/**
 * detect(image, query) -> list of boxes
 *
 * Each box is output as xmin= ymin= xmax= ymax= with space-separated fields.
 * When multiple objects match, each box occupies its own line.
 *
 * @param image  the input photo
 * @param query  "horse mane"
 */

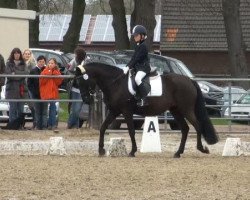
xmin=85 ymin=62 xmax=123 ymax=79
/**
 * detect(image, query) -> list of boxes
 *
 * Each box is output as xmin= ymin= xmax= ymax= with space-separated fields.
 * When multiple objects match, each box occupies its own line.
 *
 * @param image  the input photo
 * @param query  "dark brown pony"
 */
xmin=75 ymin=62 xmax=219 ymax=158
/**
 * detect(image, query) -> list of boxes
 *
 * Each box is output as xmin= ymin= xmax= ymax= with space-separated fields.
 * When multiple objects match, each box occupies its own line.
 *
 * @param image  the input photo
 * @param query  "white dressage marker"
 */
xmin=140 ymin=116 xmax=162 ymax=153
xmin=107 ymin=138 xmax=128 ymax=157
xmin=47 ymin=137 xmax=67 ymax=156
xmin=222 ymin=138 xmax=243 ymax=156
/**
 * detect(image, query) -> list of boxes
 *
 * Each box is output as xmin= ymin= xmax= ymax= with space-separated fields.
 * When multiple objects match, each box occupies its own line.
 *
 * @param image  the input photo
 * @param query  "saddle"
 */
xmin=128 ymin=68 xmax=162 ymax=97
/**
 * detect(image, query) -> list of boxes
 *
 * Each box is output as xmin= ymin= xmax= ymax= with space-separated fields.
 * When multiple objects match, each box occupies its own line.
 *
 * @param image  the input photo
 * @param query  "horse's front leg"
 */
xmin=99 ymin=111 xmax=118 ymax=156
xmin=123 ymin=112 xmax=137 ymax=157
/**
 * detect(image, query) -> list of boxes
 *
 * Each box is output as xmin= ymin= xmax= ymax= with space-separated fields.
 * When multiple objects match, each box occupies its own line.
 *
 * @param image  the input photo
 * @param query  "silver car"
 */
xmin=0 ymin=85 xmax=59 ymax=123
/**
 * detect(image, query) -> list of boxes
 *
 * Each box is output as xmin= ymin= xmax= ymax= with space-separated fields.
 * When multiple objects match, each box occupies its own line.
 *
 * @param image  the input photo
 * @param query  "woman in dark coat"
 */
xmin=5 ymin=48 xmax=29 ymax=124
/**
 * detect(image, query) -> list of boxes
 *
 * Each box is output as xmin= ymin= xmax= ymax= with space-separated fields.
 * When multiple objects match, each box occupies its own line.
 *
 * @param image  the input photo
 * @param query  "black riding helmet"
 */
xmin=132 ymin=25 xmax=147 ymax=36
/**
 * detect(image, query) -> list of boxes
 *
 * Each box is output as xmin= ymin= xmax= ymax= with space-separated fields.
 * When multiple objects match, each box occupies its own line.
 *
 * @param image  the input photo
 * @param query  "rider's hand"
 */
xmin=123 ymin=66 xmax=129 ymax=74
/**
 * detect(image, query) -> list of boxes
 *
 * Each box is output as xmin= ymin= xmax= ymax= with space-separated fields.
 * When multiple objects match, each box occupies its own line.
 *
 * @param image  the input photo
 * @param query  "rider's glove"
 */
xmin=123 ymin=66 xmax=129 ymax=74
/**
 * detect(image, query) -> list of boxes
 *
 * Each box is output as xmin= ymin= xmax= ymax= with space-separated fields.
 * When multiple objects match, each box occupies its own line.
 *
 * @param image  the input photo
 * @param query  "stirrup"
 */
xmin=137 ymin=99 xmax=148 ymax=107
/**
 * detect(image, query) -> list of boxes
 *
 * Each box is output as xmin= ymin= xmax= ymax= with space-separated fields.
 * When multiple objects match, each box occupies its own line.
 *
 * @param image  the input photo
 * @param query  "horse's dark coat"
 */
xmin=76 ymin=62 xmax=219 ymax=158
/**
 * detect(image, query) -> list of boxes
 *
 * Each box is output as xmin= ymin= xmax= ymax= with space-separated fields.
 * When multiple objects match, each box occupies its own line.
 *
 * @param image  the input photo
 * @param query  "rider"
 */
xmin=123 ymin=25 xmax=151 ymax=107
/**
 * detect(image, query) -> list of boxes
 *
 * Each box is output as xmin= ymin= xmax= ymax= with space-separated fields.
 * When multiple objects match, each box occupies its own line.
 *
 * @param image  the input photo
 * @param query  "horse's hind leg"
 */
xmin=170 ymin=109 xmax=189 ymax=158
xmin=186 ymin=113 xmax=209 ymax=154
xmin=99 ymin=111 xmax=118 ymax=156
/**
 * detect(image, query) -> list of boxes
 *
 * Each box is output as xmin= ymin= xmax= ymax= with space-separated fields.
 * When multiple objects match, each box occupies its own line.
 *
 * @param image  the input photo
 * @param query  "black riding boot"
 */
xmin=136 ymin=84 xmax=149 ymax=107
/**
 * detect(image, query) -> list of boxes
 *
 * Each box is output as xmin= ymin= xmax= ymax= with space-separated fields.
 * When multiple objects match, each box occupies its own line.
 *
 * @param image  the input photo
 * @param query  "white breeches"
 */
xmin=135 ymin=71 xmax=147 ymax=86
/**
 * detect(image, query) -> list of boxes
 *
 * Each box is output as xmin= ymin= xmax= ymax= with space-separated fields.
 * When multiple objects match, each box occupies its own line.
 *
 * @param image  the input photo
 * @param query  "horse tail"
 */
xmin=192 ymin=80 xmax=219 ymax=144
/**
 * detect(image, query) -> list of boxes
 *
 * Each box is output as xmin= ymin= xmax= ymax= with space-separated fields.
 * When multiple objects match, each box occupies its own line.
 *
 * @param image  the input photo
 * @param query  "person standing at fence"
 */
xmin=23 ymin=49 xmax=36 ymax=72
xmin=0 ymin=53 xmax=6 ymax=92
xmin=40 ymin=58 xmax=63 ymax=130
xmin=23 ymin=49 xmax=37 ymax=128
xmin=67 ymin=47 xmax=89 ymax=129
xmin=5 ymin=48 xmax=29 ymax=125
xmin=27 ymin=55 xmax=47 ymax=130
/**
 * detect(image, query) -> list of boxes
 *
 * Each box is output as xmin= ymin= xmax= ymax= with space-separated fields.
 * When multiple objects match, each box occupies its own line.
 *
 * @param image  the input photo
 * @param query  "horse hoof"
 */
xmin=204 ymin=146 xmax=210 ymax=154
xmin=99 ymin=148 xmax=106 ymax=156
xmin=198 ymin=146 xmax=210 ymax=154
xmin=128 ymin=152 xmax=135 ymax=157
xmin=173 ymin=153 xmax=181 ymax=158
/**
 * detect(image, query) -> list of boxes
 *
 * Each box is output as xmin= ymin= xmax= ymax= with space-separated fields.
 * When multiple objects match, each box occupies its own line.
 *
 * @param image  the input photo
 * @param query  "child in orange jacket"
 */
xmin=40 ymin=58 xmax=63 ymax=130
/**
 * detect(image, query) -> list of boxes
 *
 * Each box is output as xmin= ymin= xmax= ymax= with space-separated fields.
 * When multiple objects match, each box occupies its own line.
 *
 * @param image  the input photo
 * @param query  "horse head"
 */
xmin=75 ymin=64 xmax=96 ymax=104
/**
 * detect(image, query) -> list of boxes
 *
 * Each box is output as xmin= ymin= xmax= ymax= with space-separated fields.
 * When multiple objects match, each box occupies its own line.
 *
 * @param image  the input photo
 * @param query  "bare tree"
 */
xmin=61 ymin=0 xmax=86 ymax=53
xmin=109 ymin=0 xmax=130 ymax=50
xmin=222 ymin=0 xmax=249 ymax=89
xmin=27 ymin=0 xmax=39 ymax=48
xmin=155 ymin=0 xmax=162 ymax=14
xmin=0 ymin=0 xmax=17 ymax=8
xmin=131 ymin=0 xmax=156 ymax=51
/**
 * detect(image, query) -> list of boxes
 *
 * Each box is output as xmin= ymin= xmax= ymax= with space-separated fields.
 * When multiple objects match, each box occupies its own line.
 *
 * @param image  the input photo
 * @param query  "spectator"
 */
xmin=0 ymin=53 xmax=5 ymax=91
xmin=27 ymin=55 xmax=47 ymax=130
xmin=23 ymin=49 xmax=36 ymax=72
xmin=23 ymin=49 xmax=36 ymax=127
xmin=40 ymin=58 xmax=63 ymax=130
xmin=67 ymin=47 xmax=88 ymax=129
xmin=5 ymin=48 xmax=29 ymax=125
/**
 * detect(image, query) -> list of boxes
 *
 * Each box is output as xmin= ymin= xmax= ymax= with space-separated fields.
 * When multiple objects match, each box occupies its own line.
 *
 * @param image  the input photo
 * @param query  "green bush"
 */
xmin=59 ymin=93 xmax=69 ymax=122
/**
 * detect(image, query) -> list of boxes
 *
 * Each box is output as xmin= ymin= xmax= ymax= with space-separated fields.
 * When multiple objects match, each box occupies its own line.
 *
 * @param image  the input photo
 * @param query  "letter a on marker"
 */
xmin=140 ymin=116 xmax=161 ymax=153
xmin=147 ymin=121 xmax=156 ymax=132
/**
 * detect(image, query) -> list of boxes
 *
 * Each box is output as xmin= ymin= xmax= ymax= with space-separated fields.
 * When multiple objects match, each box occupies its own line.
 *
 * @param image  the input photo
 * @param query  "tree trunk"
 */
xmin=109 ymin=0 xmax=130 ymax=50
xmin=0 ymin=0 xmax=17 ymax=8
xmin=222 ymin=0 xmax=249 ymax=89
xmin=27 ymin=0 xmax=40 ymax=48
xmin=61 ymin=0 xmax=86 ymax=53
xmin=130 ymin=0 xmax=156 ymax=51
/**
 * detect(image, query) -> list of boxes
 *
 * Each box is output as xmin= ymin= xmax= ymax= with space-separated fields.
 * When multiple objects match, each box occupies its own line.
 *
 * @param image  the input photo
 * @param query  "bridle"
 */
xmin=74 ymin=74 xmax=96 ymax=96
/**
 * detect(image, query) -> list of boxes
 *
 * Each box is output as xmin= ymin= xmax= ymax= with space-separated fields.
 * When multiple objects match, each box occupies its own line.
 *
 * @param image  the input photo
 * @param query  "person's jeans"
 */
xmin=34 ymin=102 xmax=48 ymax=129
xmin=67 ymin=91 xmax=83 ymax=128
xmin=47 ymin=101 xmax=57 ymax=128
xmin=9 ymin=102 xmax=24 ymax=122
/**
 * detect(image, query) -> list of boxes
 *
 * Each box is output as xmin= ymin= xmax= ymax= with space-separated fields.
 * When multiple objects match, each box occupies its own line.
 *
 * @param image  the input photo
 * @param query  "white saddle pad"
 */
xmin=128 ymin=74 xmax=163 ymax=96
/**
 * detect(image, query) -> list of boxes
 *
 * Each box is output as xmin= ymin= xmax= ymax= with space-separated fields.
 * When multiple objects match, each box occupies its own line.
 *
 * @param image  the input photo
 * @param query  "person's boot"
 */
xmin=136 ymin=84 xmax=149 ymax=107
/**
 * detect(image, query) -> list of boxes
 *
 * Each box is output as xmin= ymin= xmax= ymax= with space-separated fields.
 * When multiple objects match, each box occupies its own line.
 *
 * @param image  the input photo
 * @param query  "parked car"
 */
xmin=221 ymin=86 xmax=247 ymax=116
xmin=86 ymin=51 xmax=224 ymax=129
xmin=224 ymin=91 xmax=250 ymax=122
xmin=0 ymin=86 xmax=60 ymax=123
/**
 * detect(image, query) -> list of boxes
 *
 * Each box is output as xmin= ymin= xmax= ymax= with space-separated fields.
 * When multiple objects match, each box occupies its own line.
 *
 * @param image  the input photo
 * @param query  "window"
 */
xmin=169 ymin=60 xmax=183 ymax=74
xmin=88 ymin=54 xmax=115 ymax=66
xmin=150 ymin=56 xmax=171 ymax=74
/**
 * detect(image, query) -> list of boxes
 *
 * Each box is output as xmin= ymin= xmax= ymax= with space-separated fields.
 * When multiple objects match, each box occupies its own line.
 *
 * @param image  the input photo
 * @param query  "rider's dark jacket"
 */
xmin=127 ymin=40 xmax=150 ymax=74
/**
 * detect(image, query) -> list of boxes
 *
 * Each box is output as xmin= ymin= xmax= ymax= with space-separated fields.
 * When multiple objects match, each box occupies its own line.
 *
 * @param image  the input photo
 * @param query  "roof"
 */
xmin=39 ymin=15 xmax=91 ymax=42
xmin=39 ymin=15 xmax=161 ymax=43
xmin=160 ymin=0 xmax=250 ymax=51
